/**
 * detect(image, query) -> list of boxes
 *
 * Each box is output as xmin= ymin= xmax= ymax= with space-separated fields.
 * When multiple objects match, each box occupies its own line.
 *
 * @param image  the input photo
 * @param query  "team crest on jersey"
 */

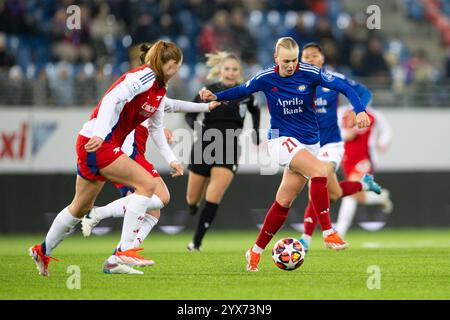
xmin=321 ymin=71 xmax=335 ymax=82
xmin=298 ymin=85 xmax=307 ymax=92
xmin=129 ymin=81 xmax=141 ymax=95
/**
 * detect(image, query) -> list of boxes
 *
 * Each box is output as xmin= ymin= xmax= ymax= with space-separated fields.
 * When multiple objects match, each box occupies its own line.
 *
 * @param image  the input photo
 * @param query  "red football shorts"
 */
xmin=76 ymin=135 xmax=124 ymax=181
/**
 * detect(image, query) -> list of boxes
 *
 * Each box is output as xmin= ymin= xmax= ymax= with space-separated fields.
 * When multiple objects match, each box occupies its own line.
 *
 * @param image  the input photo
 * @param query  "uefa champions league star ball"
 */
xmin=272 ymin=237 xmax=305 ymax=271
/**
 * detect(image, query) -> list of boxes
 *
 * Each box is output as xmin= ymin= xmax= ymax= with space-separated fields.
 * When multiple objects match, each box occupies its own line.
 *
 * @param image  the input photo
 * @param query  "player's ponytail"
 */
xmin=141 ymin=40 xmax=183 ymax=87
xmin=139 ymin=43 xmax=152 ymax=65
xmin=205 ymin=51 xmax=243 ymax=83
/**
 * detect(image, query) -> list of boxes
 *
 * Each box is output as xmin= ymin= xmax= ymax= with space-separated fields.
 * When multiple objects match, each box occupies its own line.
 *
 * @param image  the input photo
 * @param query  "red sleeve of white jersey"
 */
xmin=92 ymin=68 xmax=155 ymax=140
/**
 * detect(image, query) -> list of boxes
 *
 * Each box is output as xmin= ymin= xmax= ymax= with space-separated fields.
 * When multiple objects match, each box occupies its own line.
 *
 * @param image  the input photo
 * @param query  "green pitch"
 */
xmin=0 ymin=229 xmax=449 ymax=300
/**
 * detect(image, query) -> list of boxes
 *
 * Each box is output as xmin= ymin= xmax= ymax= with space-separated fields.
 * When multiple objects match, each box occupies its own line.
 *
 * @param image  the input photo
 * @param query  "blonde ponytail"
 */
xmin=205 ymin=51 xmax=243 ymax=83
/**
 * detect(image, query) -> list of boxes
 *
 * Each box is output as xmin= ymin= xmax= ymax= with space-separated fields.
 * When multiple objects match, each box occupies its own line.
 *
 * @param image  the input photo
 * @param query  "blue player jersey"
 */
xmin=315 ymin=71 xmax=372 ymax=146
xmin=214 ymin=63 xmax=365 ymax=145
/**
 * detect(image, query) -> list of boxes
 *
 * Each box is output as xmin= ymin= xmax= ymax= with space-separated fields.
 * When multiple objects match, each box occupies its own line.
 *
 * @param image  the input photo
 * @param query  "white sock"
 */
xmin=95 ymin=197 xmax=130 ymax=219
xmin=44 ymin=207 xmax=80 ymax=255
xmin=335 ymin=197 xmax=358 ymax=237
xmin=133 ymin=214 xmax=159 ymax=247
xmin=96 ymin=194 xmax=164 ymax=220
xmin=363 ymin=192 xmax=385 ymax=205
xmin=322 ymin=229 xmax=334 ymax=237
xmin=119 ymin=194 xmax=162 ymax=251
xmin=252 ymin=244 xmax=264 ymax=254
xmin=301 ymin=234 xmax=312 ymax=246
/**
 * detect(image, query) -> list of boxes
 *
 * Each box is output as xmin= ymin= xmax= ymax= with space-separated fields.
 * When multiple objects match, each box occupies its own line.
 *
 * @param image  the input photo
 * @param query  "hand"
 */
xmin=343 ymin=110 xmax=356 ymax=128
xmin=84 ymin=136 xmax=104 ymax=152
xmin=207 ymin=101 xmax=221 ymax=111
xmin=355 ymin=111 xmax=371 ymax=129
xmin=199 ymin=88 xmax=217 ymax=102
xmin=163 ymin=127 xmax=174 ymax=145
xmin=169 ymin=161 xmax=184 ymax=178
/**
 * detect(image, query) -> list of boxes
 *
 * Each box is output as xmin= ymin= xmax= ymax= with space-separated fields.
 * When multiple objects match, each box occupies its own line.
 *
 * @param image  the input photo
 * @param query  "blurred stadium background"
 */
xmin=0 ymin=0 xmax=449 ymax=234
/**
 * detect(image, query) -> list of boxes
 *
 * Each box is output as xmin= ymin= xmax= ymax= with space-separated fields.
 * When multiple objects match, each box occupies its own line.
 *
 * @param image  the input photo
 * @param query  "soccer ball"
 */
xmin=272 ymin=238 xmax=305 ymax=271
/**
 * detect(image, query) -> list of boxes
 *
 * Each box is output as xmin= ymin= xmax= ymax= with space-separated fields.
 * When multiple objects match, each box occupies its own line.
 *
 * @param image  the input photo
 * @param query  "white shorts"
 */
xmin=267 ymin=136 xmax=320 ymax=168
xmin=317 ymin=141 xmax=344 ymax=171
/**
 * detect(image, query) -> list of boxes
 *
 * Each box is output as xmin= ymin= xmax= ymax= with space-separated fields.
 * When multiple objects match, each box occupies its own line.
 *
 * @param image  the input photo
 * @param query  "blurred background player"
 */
xmin=297 ymin=42 xmax=383 ymax=252
xmin=335 ymin=105 xmax=393 ymax=237
xmin=184 ymin=51 xmax=260 ymax=251
xmin=200 ymin=37 xmax=371 ymax=272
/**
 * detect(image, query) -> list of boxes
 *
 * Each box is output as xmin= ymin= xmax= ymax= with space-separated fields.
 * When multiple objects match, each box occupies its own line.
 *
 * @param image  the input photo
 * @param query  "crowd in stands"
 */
xmin=0 ymin=0 xmax=448 ymax=106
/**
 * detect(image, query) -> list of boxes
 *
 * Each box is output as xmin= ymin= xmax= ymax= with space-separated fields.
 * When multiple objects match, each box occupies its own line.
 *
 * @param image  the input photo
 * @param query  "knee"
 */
xmin=157 ymin=190 xmax=170 ymax=207
xmin=205 ymin=195 xmax=222 ymax=204
xmin=311 ymin=163 xmax=328 ymax=178
xmin=147 ymin=210 xmax=161 ymax=220
xmin=69 ymin=203 xmax=93 ymax=218
xmin=135 ymin=180 xmax=157 ymax=197
xmin=329 ymin=189 xmax=343 ymax=203
xmin=186 ymin=193 xmax=200 ymax=206
xmin=276 ymin=195 xmax=295 ymax=208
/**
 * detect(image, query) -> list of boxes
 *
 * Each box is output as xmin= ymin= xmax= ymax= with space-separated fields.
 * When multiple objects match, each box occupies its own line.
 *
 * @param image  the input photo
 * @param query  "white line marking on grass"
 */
xmin=361 ymin=241 xmax=450 ymax=249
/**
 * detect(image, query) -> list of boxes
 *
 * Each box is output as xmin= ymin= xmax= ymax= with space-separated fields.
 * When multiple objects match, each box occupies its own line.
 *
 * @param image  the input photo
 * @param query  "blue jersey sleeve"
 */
xmin=318 ymin=70 xmax=365 ymax=113
xmin=346 ymin=78 xmax=372 ymax=110
xmin=215 ymin=75 xmax=262 ymax=101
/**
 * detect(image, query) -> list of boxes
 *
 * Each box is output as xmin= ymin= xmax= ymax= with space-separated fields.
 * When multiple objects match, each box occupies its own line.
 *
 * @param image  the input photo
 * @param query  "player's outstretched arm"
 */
xmin=163 ymin=97 xmax=221 ymax=113
xmin=200 ymin=75 xmax=261 ymax=102
xmin=318 ymin=71 xmax=370 ymax=128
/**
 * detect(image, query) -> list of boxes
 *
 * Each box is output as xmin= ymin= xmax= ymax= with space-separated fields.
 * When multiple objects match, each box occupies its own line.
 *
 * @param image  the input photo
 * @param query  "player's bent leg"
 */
xmin=31 ymin=176 xmax=105 ymax=276
xmin=325 ymin=164 xmax=343 ymax=203
xmin=288 ymin=149 xmax=327 ymax=179
xmin=83 ymin=157 xmax=169 ymax=238
xmin=69 ymin=176 xmax=106 ymax=218
xmin=246 ymin=169 xmax=307 ymax=272
xmin=300 ymin=165 xmax=341 ymax=252
xmin=186 ymin=170 xmax=209 ymax=215
xmin=275 ymin=167 xmax=308 ymax=208
xmin=132 ymin=177 xmax=169 ymax=248
xmin=290 ymin=151 xmax=348 ymax=250
xmin=190 ymin=167 xmax=234 ymax=251
xmin=335 ymin=172 xmax=361 ymax=237
xmin=100 ymin=155 xmax=161 ymax=258
xmin=99 ymin=154 xmax=157 ymax=198
xmin=205 ymin=167 xmax=234 ymax=203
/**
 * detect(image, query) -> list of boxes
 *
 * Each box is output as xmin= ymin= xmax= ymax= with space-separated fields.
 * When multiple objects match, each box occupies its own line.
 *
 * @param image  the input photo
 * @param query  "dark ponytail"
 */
xmin=139 ymin=43 xmax=152 ymax=65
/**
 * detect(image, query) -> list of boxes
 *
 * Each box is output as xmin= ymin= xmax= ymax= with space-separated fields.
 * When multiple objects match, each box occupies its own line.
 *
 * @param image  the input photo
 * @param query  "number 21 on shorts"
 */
xmin=282 ymin=138 xmax=298 ymax=153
